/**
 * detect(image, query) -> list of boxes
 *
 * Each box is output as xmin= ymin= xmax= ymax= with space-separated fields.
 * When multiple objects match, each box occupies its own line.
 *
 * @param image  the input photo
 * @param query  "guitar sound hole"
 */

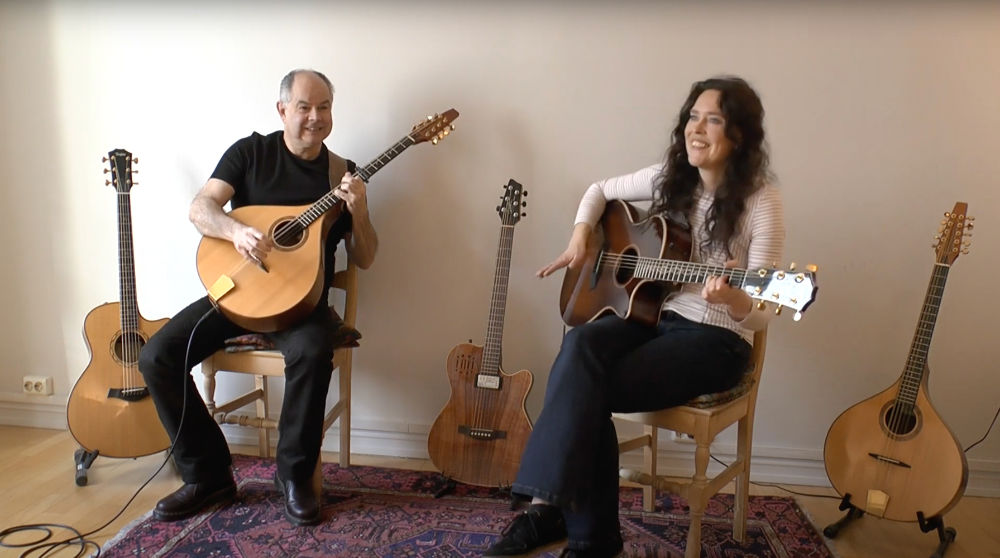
xmin=614 ymin=247 xmax=638 ymax=284
xmin=272 ymin=219 xmax=305 ymax=249
xmin=113 ymin=332 xmax=147 ymax=366
xmin=883 ymin=404 xmax=918 ymax=437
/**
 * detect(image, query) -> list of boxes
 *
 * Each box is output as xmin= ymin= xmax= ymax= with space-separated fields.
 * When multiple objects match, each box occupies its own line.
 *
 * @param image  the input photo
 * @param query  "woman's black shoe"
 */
xmin=484 ymin=504 xmax=567 ymax=556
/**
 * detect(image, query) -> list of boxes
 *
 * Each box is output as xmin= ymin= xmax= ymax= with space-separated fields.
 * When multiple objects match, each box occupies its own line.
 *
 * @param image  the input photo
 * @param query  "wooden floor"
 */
xmin=1 ymin=425 xmax=997 ymax=558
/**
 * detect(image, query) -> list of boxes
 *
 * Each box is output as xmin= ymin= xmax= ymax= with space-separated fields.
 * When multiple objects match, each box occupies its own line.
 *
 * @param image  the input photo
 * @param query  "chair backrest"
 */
xmin=329 ymin=258 xmax=359 ymax=328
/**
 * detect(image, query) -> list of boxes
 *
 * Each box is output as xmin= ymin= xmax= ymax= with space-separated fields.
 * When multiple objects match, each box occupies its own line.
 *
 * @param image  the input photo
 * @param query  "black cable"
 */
xmin=0 ymin=306 xmax=218 ymax=558
xmin=964 ymin=404 xmax=1000 ymax=453
xmin=708 ymin=453 xmax=841 ymax=501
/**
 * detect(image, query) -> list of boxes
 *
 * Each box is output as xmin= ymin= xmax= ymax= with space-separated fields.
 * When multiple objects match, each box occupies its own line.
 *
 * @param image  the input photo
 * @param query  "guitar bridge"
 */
xmin=457 ymin=425 xmax=507 ymax=440
xmin=107 ymin=387 xmax=151 ymax=402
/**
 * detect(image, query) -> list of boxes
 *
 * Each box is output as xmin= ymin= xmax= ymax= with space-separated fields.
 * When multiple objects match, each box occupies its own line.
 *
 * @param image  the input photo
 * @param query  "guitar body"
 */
xmin=196 ymin=204 xmax=334 ymax=332
xmin=67 ymin=303 xmax=170 ymax=457
xmin=560 ymin=200 xmax=692 ymax=327
xmin=428 ymin=342 xmax=533 ymax=487
xmin=824 ymin=372 xmax=968 ymax=521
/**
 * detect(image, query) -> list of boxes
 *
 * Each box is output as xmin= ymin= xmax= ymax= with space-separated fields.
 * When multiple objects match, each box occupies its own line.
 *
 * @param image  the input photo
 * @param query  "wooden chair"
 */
xmin=614 ymin=328 xmax=767 ymax=558
xmin=201 ymin=260 xmax=358 ymax=494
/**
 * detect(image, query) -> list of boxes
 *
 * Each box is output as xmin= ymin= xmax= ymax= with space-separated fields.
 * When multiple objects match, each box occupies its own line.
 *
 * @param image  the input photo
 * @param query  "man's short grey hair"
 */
xmin=279 ymin=69 xmax=335 ymax=104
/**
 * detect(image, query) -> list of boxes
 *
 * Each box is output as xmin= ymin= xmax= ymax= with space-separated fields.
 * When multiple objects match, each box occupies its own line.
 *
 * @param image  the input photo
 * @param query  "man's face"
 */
xmin=278 ymin=72 xmax=333 ymax=157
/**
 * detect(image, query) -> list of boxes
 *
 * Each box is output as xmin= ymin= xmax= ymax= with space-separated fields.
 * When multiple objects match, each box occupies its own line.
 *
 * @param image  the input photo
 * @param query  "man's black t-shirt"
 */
xmin=210 ymin=130 xmax=353 ymax=288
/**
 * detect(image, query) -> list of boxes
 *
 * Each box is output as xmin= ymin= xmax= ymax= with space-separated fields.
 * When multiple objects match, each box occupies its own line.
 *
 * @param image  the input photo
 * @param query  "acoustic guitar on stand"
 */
xmin=428 ymin=179 xmax=534 ymax=488
xmin=560 ymin=200 xmax=818 ymax=327
xmin=824 ymin=202 xmax=972 ymax=522
xmin=196 ymin=109 xmax=458 ymax=332
xmin=67 ymin=149 xmax=170 ymax=467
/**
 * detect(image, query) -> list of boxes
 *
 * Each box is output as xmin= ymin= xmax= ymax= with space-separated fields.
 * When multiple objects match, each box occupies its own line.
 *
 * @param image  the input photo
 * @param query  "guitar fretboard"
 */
xmin=602 ymin=252 xmax=750 ymax=287
xmin=897 ymin=262 xmax=950 ymax=411
xmin=295 ymin=134 xmax=418 ymax=229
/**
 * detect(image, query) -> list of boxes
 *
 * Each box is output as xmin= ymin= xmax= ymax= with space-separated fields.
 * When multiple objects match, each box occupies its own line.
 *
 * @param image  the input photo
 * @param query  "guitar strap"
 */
xmin=327 ymin=152 xmax=358 ymax=188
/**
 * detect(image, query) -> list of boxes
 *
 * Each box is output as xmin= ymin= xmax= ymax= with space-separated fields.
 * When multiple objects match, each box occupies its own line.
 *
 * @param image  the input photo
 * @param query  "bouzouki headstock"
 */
xmin=934 ymin=202 xmax=973 ymax=265
xmin=410 ymin=108 xmax=459 ymax=145
xmin=742 ymin=263 xmax=818 ymax=322
xmin=103 ymin=148 xmax=136 ymax=194
xmin=498 ymin=179 xmax=526 ymax=226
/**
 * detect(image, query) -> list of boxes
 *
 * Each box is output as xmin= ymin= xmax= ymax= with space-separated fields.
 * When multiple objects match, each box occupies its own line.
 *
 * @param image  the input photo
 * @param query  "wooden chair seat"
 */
xmin=201 ymin=261 xmax=358 ymax=494
xmin=614 ymin=329 xmax=767 ymax=558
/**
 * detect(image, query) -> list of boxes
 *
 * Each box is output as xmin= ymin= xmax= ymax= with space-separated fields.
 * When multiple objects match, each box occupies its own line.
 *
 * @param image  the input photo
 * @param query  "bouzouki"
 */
xmin=428 ymin=179 xmax=534 ymax=488
xmin=824 ymin=202 xmax=972 ymax=521
xmin=196 ymin=109 xmax=459 ymax=332
xmin=67 ymin=149 xmax=170 ymax=458
xmin=560 ymin=200 xmax=818 ymax=327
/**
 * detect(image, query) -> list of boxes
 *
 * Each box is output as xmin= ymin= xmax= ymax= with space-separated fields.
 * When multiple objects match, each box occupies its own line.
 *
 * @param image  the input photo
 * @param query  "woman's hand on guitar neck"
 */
xmin=702 ymin=259 xmax=753 ymax=321
xmin=537 ymin=223 xmax=592 ymax=278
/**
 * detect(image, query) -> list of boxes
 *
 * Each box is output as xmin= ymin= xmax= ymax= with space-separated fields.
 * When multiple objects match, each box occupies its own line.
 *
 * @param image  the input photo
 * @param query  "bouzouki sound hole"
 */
xmin=880 ymin=401 xmax=921 ymax=440
xmin=271 ymin=218 xmax=306 ymax=250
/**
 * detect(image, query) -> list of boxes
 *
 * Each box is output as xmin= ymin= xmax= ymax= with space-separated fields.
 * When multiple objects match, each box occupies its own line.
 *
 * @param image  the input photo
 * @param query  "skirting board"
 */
xmin=2 ymin=394 xmax=997 ymax=498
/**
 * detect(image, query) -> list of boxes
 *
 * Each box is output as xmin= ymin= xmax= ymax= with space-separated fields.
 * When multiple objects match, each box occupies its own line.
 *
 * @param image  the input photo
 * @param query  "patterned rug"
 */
xmin=101 ymin=454 xmax=834 ymax=557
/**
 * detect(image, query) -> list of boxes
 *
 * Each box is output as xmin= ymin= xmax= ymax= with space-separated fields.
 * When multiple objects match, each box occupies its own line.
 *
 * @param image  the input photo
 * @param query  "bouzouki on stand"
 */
xmin=823 ymin=202 xmax=973 ymax=557
xmin=560 ymin=200 xmax=818 ymax=327
xmin=67 ymin=149 xmax=170 ymax=485
xmin=196 ymin=109 xmax=459 ymax=332
xmin=428 ymin=179 xmax=534 ymax=488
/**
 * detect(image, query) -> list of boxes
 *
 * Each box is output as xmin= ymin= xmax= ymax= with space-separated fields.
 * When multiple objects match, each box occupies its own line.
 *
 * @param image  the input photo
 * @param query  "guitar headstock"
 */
xmin=742 ymin=263 xmax=818 ymax=322
xmin=410 ymin=108 xmax=459 ymax=145
xmin=103 ymin=148 xmax=136 ymax=194
xmin=498 ymin=179 xmax=526 ymax=226
xmin=934 ymin=202 xmax=973 ymax=265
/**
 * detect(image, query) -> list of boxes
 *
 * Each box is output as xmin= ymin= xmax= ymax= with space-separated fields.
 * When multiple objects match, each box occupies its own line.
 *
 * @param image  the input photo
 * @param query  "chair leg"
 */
xmin=311 ymin=454 xmax=323 ymax=497
xmin=733 ymin=415 xmax=752 ymax=542
xmin=338 ymin=362 xmax=351 ymax=468
xmin=255 ymin=375 xmax=270 ymax=457
xmin=685 ymin=439 xmax=711 ymax=558
xmin=642 ymin=425 xmax=657 ymax=512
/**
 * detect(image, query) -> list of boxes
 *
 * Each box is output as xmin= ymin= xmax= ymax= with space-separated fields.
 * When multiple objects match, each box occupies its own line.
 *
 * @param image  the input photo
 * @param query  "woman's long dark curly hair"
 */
xmin=648 ymin=76 xmax=771 ymax=257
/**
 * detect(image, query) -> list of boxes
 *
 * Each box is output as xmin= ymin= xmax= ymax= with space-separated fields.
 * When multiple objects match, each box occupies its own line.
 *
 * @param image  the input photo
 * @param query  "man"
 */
xmin=139 ymin=68 xmax=377 ymax=526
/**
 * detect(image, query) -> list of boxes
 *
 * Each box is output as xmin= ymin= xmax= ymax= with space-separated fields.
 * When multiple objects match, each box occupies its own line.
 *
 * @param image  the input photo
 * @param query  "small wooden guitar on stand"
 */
xmin=67 ymin=149 xmax=170 ymax=485
xmin=823 ymin=202 xmax=973 ymax=558
xmin=196 ymin=109 xmax=458 ymax=332
xmin=428 ymin=179 xmax=534 ymax=489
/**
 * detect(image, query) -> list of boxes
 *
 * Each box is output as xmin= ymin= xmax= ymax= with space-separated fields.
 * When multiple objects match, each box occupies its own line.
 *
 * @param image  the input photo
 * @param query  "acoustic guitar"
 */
xmin=67 ymin=149 xmax=170 ymax=458
xmin=560 ymin=200 xmax=817 ymax=327
xmin=428 ymin=179 xmax=533 ymax=488
xmin=196 ymin=109 xmax=459 ymax=332
xmin=824 ymin=202 xmax=972 ymax=521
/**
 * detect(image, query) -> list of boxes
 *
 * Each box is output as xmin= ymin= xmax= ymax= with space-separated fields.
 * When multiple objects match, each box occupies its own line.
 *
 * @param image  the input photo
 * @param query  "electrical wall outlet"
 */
xmin=23 ymin=375 xmax=54 ymax=395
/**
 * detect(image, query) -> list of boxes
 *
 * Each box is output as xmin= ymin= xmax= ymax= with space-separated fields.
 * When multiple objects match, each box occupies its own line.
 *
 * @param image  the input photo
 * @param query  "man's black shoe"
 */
xmin=274 ymin=473 xmax=321 ymax=526
xmin=152 ymin=477 xmax=237 ymax=522
xmin=484 ymin=503 xmax=567 ymax=556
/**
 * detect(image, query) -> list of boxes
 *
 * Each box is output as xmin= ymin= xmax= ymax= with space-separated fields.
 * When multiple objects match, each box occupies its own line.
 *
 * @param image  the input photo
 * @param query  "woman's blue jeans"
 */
xmin=511 ymin=312 xmax=750 ymax=551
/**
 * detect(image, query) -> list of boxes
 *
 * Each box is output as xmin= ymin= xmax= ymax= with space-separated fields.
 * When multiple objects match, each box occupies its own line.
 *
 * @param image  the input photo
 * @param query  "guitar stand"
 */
xmin=918 ymin=511 xmax=957 ymax=558
xmin=73 ymin=448 xmax=99 ymax=486
xmin=430 ymin=474 xmax=519 ymax=509
xmin=823 ymin=494 xmax=957 ymax=558
xmin=432 ymin=475 xmax=457 ymax=499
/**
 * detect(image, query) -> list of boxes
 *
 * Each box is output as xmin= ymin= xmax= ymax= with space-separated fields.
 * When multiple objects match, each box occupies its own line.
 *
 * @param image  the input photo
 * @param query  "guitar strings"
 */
xmin=119 ymin=190 xmax=139 ymax=393
xmin=596 ymin=251 xmax=749 ymax=285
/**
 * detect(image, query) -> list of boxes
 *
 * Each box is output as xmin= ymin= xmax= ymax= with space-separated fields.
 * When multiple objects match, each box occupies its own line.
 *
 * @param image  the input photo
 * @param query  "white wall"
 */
xmin=1 ymin=1 xmax=997 ymax=496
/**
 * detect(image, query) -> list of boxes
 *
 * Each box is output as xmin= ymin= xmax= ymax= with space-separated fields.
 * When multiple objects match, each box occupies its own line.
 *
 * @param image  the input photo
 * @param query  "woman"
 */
xmin=485 ymin=76 xmax=784 ymax=557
